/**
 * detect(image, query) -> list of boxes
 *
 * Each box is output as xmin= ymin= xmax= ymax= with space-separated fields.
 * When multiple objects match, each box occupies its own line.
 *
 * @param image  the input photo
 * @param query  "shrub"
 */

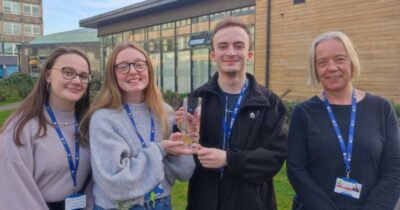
xmin=282 ymin=100 xmax=297 ymax=126
xmin=391 ymin=102 xmax=400 ymax=125
xmin=7 ymin=72 xmax=35 ymax=98
xmin=89 ymin=79 xmax=103 ymax=98
xmin=163 ymin=90 xmax=187 ymax=110
xmin=0 ymin=79 xmax=10 ymax=101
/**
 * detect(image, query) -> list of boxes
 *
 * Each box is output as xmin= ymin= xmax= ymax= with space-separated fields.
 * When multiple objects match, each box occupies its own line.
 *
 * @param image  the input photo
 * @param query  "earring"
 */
xmin=46 ymin=83 xmax=51 ymax=92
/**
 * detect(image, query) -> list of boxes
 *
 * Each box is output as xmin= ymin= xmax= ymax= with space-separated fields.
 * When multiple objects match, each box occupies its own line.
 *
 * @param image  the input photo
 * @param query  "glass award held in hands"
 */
xmin=180 ymin=97 xmax=201 ymax=148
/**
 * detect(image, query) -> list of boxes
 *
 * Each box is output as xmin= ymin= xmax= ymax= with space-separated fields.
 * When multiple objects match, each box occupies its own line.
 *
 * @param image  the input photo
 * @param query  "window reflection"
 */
xmin=162 ymin=52 xmax=175 ymax=92
xmin=192 ymin=48 xmax=209 ymax=89
xmin=177 ymin=50 xmax=190 ymax=93
xmin=150 ymin=53 xmax=161 ymax=86
xmin=99 ymin=6 xmax=255 ymax=91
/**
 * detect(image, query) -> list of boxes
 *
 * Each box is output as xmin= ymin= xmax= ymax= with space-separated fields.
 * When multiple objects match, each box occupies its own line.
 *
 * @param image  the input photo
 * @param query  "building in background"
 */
xmin=19 ymin=28 xmax=101 ymax=79
xmin=0 ymin=0 xmax=43 ymax=78
xmin=80 ymin=0 xmax=400 ymax=103
xmin=80 ymin=0 xmax=255 ymax=93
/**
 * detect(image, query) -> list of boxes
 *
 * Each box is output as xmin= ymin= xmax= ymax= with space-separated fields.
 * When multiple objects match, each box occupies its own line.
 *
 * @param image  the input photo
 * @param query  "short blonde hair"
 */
xmin=308 ymin=31 xmax=361 ymax=87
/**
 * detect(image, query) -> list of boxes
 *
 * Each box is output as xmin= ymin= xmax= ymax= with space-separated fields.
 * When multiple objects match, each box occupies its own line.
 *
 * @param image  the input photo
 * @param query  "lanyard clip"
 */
xmin=346 ymin=169 xmax=351 ymax=179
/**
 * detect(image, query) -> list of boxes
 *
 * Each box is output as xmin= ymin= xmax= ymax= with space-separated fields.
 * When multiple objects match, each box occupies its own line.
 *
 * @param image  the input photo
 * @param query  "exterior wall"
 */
xmin=0 ymin=0 xmax=44 ymax=77
xmin=19 ymin=42 xmax=101 ymax=79
xmin=0 ymin=0 xmax=43 ymax=44
xmin=254 ymin=0 xmax=267 ymax=86
xmin=268 ymin=0 xmax=400 ymax=103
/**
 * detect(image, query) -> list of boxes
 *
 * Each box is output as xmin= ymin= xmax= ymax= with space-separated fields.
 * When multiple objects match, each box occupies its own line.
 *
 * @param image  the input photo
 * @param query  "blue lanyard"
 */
xmin=322 ymin=89 xmax=357 ymax=178
xmin=123 ymin=103 xmax=155 ymax=148
xmin=45 ymin=102 xmax=79 ymax=187
xmin=222 ymin=79 xmax=248 ymax=150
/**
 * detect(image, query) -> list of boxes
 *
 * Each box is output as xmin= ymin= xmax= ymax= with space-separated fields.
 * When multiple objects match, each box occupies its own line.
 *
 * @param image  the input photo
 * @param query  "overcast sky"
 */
xmin=43 ymin=0 xmax=144 ymax=35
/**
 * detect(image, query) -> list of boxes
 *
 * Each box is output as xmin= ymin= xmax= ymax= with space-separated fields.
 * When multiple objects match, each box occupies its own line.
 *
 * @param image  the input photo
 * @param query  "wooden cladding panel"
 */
xmin=254 ymin=0 xmax=267 ymax=85
xmin=263 ymin=0 xmax=400 ymax=103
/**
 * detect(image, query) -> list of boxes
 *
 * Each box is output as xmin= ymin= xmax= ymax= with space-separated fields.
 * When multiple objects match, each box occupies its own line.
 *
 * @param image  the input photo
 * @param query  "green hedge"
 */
xmin=0 ymin=72 xmax=34 ymax=103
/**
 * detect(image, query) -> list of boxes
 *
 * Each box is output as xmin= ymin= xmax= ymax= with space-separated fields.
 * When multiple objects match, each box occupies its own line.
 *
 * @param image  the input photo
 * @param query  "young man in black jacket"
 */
xmin=184 ymin=17 xmax=288 ymax=210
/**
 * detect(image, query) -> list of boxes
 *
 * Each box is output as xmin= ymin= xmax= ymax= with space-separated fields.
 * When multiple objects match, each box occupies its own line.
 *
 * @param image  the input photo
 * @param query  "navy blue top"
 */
xmin=287 ymin=93 xmax=400 ymax=210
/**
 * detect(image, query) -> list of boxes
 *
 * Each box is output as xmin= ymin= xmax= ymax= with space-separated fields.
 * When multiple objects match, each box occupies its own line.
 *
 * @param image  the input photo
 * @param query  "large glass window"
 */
xmin=210 ymin=11 xmax=230 ymax=29
xmin=148 ymin=25 xmax=161 ymax=52
xmin=3 ymin=0 xmax=20 ymax=14
xmin=176 ymin=19 xmax=190 ymax=35
xmin=97 ymin=6 xmax=255 ymax=91
xmin=3 ymin=22 xmax=21 ymax=35
xmin=134 ymin=28 xmax=147 ymax=49
xmin=176 ymin=35 xmax=190 ymax=50
xmin=192 ymin=48 xmax=209 ymax=89
xmin=148 ymin=25 xmax=160 ymax=39
xmin=123 ymin=31 xmax=134 ymax=42
xmin=102 ymin=35 xmax=113 ymax=77
xmin=24 ymin=24 xmax=41 ymax=37
xmin=113 ymin=33 xmax=123 ymax=47
xmin=162 ymin=52 xmax=175 ymax=92
xmin=23 ymin=3 xmax=40 ymax=16
xmin=192 ymin=15 xmax=209 ymax=34
xmin=150 ymin=53 xmax=161 ymax=86
xmin=161 ymin=22 xmax=175 ymax=91
xmin=176 ymin=50 xmax=190 ymax=93
xmin=4 ymin=42 xmax=19 ymax=55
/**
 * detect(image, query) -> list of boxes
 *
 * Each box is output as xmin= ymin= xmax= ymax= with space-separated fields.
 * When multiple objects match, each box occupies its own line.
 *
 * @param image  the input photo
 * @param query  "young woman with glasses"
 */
xmin=0 ymin=47 xmax=93 ymax=210
xmin=80 ymin=42 xmax=195 ymax=210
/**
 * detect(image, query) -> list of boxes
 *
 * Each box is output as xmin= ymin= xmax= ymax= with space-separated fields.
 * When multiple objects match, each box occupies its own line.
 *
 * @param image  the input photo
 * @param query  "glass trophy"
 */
xmin=181 ymin=96 xmax=201 ymax=148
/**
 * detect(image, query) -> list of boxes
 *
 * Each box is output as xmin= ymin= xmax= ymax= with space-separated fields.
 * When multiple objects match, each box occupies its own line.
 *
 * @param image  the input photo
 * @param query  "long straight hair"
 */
xmin=0 ymin=47 xmax=91 ymax=146
xmin=80 ymin=42 xmax=168 ymax=142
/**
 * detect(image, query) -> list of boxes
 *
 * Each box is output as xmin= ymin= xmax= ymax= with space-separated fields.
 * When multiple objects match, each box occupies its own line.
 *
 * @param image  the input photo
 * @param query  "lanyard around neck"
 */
xmin=124 ymin=103 xmax=155 ymax=148
xmin=222 ymin=79 xmax=248 ymax=150
xmin=45 ymin=102 xmax=79 ymax=187
xmin=322 ymin=89 xmax=357 ymax=178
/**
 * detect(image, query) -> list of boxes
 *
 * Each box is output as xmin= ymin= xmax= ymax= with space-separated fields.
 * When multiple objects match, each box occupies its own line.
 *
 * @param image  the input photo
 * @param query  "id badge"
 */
xmin=65 ymin=193 xmax=86 ymax=210
xmin=334 ymin=177 xmax=362 ymax=199
xmin=144 ymin=184 xmax=164 ymax=202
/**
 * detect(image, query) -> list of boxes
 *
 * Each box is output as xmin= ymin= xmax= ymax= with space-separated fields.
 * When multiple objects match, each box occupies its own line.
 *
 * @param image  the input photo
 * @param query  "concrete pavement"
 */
xmin=0 ymin=102 xmax=21 ymax=111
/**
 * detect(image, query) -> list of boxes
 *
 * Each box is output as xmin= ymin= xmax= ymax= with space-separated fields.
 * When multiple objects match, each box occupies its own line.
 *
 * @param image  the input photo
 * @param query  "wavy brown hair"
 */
xmin=80 ymin=42 xmax=168 ymax=142
xmin=0 ymin=47 xmax=91 ymax=146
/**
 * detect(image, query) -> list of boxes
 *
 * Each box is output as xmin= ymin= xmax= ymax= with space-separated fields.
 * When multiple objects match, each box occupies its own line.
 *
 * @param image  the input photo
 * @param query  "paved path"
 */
xmin=0 ymin=102 xmax=21 ymax=111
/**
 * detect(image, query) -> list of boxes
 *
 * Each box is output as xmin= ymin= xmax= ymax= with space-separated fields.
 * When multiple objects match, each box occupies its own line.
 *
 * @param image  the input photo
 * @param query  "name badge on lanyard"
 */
xmin=45 ymin=102 xmax=87 ymax=209
xmin=322 ymin=89 xmax=362 ymax=199
xmin=65 ymin=194 xmax=87 ymax=210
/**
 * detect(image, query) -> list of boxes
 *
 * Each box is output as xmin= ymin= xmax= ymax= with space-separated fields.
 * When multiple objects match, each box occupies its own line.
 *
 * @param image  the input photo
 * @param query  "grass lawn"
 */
xmin=0 ymin=109 xmax=14 ymax=127
xmin=171 ymin=166 xmax=294 ymax=210
xmin=0 ymin=109 xmax=295 ymax=210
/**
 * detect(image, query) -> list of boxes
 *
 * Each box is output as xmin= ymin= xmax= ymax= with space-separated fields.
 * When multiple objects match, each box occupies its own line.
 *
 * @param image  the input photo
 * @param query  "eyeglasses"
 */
xmin=114 ymin=61 xmax=148 ymax=74
xmin=52 ymin=67 xmax=93 ymax=84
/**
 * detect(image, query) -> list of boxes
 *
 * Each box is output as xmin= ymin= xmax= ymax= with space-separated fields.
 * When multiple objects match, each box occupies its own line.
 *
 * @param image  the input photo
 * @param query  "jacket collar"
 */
xmin=197 ymin=72 xmax=271 ymax=108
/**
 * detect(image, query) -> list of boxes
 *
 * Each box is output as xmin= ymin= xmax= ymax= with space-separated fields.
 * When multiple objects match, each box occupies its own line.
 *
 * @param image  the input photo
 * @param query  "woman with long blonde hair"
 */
xmin=81 ymin=42 xmax=194 ymax=210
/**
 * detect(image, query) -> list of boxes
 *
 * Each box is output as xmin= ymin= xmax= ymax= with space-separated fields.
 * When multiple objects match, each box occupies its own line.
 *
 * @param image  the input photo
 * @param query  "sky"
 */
xmin=43 ymin=0 xmax=144 ymax=35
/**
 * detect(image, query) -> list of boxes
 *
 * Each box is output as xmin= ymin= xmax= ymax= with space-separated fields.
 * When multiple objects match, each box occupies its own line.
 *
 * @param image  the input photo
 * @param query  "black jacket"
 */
xmin=187 ymin=73 xmax=287 ymax=210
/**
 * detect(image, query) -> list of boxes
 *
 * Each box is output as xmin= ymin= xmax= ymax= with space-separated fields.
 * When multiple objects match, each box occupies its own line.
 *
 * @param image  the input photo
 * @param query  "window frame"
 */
xmin=3 ymin=21 xmax=21 ymax=35
xmin=23 ymin=3 xmax=40 ymax=16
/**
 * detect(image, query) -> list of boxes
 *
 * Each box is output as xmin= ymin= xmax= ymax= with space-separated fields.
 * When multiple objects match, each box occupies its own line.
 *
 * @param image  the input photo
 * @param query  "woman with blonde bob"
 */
xmin=0 ymin=47 xmax=93 ymax=209
xmin=287 ymin=31 xmax=400 ymax=210
xmin=80 ymin=42 xmax=194 ymax=210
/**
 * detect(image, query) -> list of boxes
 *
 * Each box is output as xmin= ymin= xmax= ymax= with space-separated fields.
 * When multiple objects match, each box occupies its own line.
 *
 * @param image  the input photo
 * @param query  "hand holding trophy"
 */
xmin=176 ymin=96 xmax=201 ymax=149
